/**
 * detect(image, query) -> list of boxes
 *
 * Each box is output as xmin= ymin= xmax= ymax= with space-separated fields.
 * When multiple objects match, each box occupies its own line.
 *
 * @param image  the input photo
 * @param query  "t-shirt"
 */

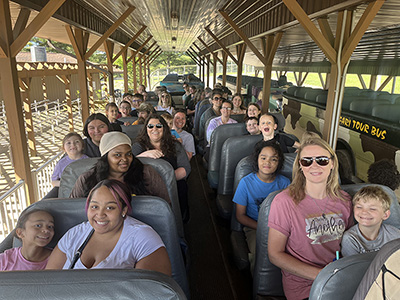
xmin=232 ymin=172 xmax=290 ymax=221
xmin=268 ymin=189 xmax=353 ymax=300
xmin=0 ymin=247 xmax=49 ymax=271
xmin=256 ymin=133 xmax=296 ymax=153
xmin=179 ymin=130 xmax=196 ymax=156
xmin=341 ymin=223 xmax=400 ymax=257
xmin=156 ymin=106 xmax=173 ymax=115
xmin=58 ymin=216 xmax=165 ymax=269
xmin=51 ymin=155 xmax=89 ymax=181
xmin=206 ymin=116 xmax=237 ymax=144
xmin=83 ymin=138 xmax=101 ymax=157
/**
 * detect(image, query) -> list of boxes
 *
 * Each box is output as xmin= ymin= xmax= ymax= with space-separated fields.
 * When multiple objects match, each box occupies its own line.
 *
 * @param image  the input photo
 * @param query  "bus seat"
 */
xmin=349 ymin=100 xmax=390 ymax=115
xmin=372 ymin=104 xmax=400 ymax=123
xmin=0 ymin=196 xmax=189 ymax=298
xmin=118 ymin=116 xmax=138 ymax=124
xmin=253 ymin=189 xmax=285 ymax=298
xmin=121 ymin=124 xmax=144 ymax=141
xmin=270 ymin=112 xmax=286 ymax=132
xmin=207 ymin=123 xmax=247 ymax=190
xmin=230 ymin=113 xmax=245 ymax=123
xmin=0 ymin=269 xmax=186 ymax=300
xmin=58 ymin=158 xmax=98 ymax=198
xmin=286 ymin=86 xmax=299 ymax=96
xmin=309 ymin=251 xmax=377 ymax=300
xmin=376 ymin=93 xmax=400 ymax=104
xmin=342 ymin=95 xmax=365 ymax=111
xmin=341 ymin=184 xmax=400 ymax=229
xmin=315 ymin=92 xmax=328 ymax=105
xmin=201 ymin=116 xmax=218 ymax=166
xmin=294 ymin=87 xmax=313 ymax=100
xmin=193 ymin=99 xmax=210 ymax=137
xmin=344 ymin=87 xmax=361 ymax=95
xmin=231 ymin=153 xmax=296 ymax=271
xmin=360 ymin=90 xmax=388 ymax=100
xmin=137 ymin=157 xmax=184 ymax=239
xmin=216 ymin=135 xmax=263 ymax=219
xmin=304 ymin=89 xmax=323 ymax=102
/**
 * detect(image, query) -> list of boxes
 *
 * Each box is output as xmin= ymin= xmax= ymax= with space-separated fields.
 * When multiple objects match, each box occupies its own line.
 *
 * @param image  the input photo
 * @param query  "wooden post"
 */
xmin=213 ymin=53 xmax=217 ymax=87
xmin=222 ymin=51 xmax=227 ymax=86
xmin=104 ymin=40 xmax=115 ymax=101
xmin=206 ymin=54 xmax=210 ymax=88
xmin=122 ymin=49 xmax=129 ymax=92
xmin=60 ymin=75 xmax=74 ymax=131
xmin=235 ymin=43 xmax=246 ymax=94
xmin=19 ymin=77 xmax=37 ymax=157
xmin=132 ymin=53 xmax=137 ymax=92
xmin=139 ymin=56 xmax=143 ymax=86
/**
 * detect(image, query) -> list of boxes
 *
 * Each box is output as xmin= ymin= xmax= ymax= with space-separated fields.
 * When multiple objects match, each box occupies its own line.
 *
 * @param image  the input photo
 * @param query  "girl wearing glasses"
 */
xmin=132 ymin=114 xmax=191 ymax=223
xmin=156 ymin=92 xmax=174 ymax=115
xmin=268 ymin=136 xmax=353 ymax=300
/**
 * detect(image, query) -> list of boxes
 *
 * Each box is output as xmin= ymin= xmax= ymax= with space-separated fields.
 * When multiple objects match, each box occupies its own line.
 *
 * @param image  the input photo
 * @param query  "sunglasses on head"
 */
xmin=147 ymin=123 xmax=163 ymax=129
xmin=300 ymin=156 xmax=331 ymax=167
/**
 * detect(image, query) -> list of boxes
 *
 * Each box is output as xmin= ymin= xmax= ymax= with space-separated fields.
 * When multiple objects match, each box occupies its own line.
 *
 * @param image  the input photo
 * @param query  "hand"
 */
xmin=124 ymin=122 xmax=131 ymax=126
xmin=137 ymin=149 xmax=164 ymax=159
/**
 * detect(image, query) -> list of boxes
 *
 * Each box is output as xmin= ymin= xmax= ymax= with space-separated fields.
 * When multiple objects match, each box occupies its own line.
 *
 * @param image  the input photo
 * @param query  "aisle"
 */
xmin=184 ymin=155 xmax=252 ymax=299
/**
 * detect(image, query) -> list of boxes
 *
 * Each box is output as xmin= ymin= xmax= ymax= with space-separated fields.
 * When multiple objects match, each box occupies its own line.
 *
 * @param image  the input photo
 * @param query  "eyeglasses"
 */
xmin=132 ymin=100 xmax=142 ymax=103
xmin=213 ymin=97 xmax=222 ymax=101
xmin=161 ymin=95 xmax=167 ymax=98
xmin=147 ymin=123 xmax=163 ymax=129
xmin=221 ymin=107 xmax=232 ymax=110
xmin=300 ymin=156 xmax=331 ymax=167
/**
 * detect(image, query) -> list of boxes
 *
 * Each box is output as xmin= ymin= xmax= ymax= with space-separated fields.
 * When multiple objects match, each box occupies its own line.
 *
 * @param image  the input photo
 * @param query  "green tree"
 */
xmin=150 ymin=52 xmax=194 ymax=73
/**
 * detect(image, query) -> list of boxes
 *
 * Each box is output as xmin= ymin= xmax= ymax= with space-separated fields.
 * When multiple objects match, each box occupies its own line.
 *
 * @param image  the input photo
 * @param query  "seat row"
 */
xmin=285 ymin=86 xmax=400 ymax=123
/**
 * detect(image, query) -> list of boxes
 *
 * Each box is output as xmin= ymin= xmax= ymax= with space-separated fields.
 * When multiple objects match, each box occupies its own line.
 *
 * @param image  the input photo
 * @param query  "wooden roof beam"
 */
xmin=186 ymin=49 xmax=200 ymax=65
xmin=205 ymin=26 xmax=238 ymax=65
xmin=342 ymin=0 xmax=384 ymax=64
xmin=147 ymin=48 xmax=161 ymax=64
xmin=126 ymin=35 xmax=152 ymax=63
xmin=149 ymin=51 xmax=162 ymax=65
xmin=112 ymin=25 xmax=146 ymax=62
xmin=11 ymin=0 xmax=67 ymax=57
xmin=317 ymin=17 xmax=335 ymax=47
xmin=282 ymin=0 xmax=337 ymax=64
xmin=218 ymin=9 xmax=266 ymax=66
xmin=85 ymin=6 xmax=135 ymax=59
xmin=136 ymin=41 xmax=156 ymax=63
xmin=197 ymin=37 xmax=223 ymax=65
xmin=12 ymin=8 xmax=31 ymax=41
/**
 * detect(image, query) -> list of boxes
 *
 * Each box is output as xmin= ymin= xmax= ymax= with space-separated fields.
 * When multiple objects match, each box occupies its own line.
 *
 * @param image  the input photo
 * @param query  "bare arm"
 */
xmin=236 ymin=204 xmax=257 ymax=230
xmin=136 ymin=247 xmax=172 ymax=276
xmin=268 ymin=228 xmax=322 ymax=281
xmin=175 ymin=167 xmax=186 ymax=181
xmin=136 ymin=150 xmax=164 ymax=159
xmin=186 ymin=151 xmax=193 ymax=161
xmin=51 ymin=180 xmax=60 ymax=187
xmin=45 ymin=245 xmax=67 ymax=269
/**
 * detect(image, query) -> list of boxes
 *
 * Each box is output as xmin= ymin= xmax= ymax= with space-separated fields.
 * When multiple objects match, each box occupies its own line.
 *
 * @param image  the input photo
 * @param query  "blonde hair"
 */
xmin=353 ymin=186 xmax=391 ymax=211
xmin=161 ymin=113 xmax=173 ymax=123
xmin=288 ymin=137 xmax=346 ymax=204
xmin=158 ymin=92 xmax=172 ymax=108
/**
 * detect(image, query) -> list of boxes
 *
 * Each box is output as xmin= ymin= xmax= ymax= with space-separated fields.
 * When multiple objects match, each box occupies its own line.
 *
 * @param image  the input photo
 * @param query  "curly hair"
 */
xmin=252 ymin=140 xmax=285 ymax=176
xmin=134 ymin=114 xmax=176 ymax=158
xmin=368 ymin=159 xmax=400 ymax=191
xmin=82 ymin=153 xmax=147 ymax=197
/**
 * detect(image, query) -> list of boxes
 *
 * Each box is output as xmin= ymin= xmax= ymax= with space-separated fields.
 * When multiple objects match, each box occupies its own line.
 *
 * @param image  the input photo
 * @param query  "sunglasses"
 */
xmin=300 ymin=156 xmax=331 ymax=167
xmin=221 ymin=107 xmax=232 ymax=110
xmin=147 ymin=123 xmax=163 ymax=129
xmin=213 ymin=97 xmax=222 ymax=101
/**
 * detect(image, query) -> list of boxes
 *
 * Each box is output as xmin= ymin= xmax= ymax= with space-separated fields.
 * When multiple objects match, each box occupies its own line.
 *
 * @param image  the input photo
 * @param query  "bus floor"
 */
xmin=185 ymin=154 xmax=253 ymax=300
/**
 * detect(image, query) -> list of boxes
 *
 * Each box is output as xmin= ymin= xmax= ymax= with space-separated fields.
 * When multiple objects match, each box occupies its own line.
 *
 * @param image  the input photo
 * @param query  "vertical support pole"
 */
xmin=222 ymin=51 xmax=227 ymax=86
xmin=0 ymin=0 xmax=35 ymax=203
xmin=143 ymin=56 xmax=147 ymax=87
xmin=213 ymin=53 xmax=217 ymax=87
xmin=139 ymin=56 xmax=143 ymax=86
xmin=206 ymin=54 xmax=210 ymax=88
xmin=235 ymin=43 xmax=246 ymax=94
xmin=20 ymin=77 xmax=37 ymax=156
xmin=88 ymin=73 xmax=94 ymax=113
xmin=62 ymin=75 xmax=74 ymax=131
xmin=104 ymin=40 xmax=114 ymax=101
xmin=122 ymin=50 xmax=129 ymax=92
xmin=132 ymin=54 xmax=137 ymax=92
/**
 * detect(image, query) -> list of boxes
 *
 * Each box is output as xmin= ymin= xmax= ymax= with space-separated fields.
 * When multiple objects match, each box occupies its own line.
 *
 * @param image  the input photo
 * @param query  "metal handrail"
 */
xmin=0 ymin=180 xmax=25 ymax=203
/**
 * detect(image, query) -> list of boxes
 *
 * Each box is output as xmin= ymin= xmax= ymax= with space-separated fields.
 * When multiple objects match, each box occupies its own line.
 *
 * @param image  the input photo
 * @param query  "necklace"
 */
xmin=308 ymin=193 xmax=328 ymax=219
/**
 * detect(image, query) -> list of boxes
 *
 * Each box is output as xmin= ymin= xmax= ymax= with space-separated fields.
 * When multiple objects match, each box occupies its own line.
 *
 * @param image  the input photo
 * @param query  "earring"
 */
xmin=122 ymin=214 xmax=126 ymax=218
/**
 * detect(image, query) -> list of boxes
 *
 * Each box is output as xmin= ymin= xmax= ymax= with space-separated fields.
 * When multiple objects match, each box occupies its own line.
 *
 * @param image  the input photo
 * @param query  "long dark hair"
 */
xmin=82 ymin=153 xmax=147 ymax=197
xmin=135 ymin=114 xmax=176 ymax=158
xmin=83 ymin=113 xmax=112 ymax=138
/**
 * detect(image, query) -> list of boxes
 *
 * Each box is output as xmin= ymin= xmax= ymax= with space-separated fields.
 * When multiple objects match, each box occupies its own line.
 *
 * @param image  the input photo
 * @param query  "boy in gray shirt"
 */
xmin=341 ymin=186 xmax=400 ymax=257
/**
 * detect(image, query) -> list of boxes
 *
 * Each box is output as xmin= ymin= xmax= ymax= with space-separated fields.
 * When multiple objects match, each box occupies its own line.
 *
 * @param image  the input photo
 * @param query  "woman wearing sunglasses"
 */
xmin=132 ymin=114 xmax=191 ymax=223
xmin=70 ymin=132 xmax=170 ymax=204
xmin=267 ymin=135 xmax=353 ymax=300
xmin=156 ymin=92 xmax=174 ymax=115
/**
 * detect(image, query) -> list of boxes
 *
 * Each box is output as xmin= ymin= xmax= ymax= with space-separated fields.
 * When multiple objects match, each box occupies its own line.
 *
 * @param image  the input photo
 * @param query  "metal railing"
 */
xmin=0 ymin=180 xmax=27 ymax=240
xmin=32 ymin=151 xmax=64 ymax=200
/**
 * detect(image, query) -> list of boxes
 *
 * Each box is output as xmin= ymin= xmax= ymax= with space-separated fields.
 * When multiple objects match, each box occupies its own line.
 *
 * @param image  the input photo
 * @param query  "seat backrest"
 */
xmin=341 ymin=183 xmax=400 ymax=229
xmin=0 ymin=269 xmax=186 ymax=300
xmin=119 ymin=116 xmax=138 ymax=124
xmin=137 ymin=157 xmax=184 ymax=238
xmin=198 ymin=107 xmax=215 ymax=142
xmin=309 ymin=251 xmax=377 ymax=300
xmin=207 ymin=122 xmax=247 ymax=181
xmin=218 ymin=134 xmax=262 ymax=195
xmin=58 ymin=158 xmax=98 ymax=198
xmin=349 ymin=99 xmax=390 ymax=115
xmin=230 ymin=113 xmax=245 ymax=123
xmin=4 ymin=196 xmax=189 ymax=297
xmin=353 ymin=238 xmax=400 ymax=300
xmin=121 ymin=124 xmax=144 ymax=141
xmin=194 ymin=100 xmax=211 ymax=137
xmin=372 ymin=104 xmax=400 ymax=123
xmin=253 ymin=189 xmax=286 ymax=297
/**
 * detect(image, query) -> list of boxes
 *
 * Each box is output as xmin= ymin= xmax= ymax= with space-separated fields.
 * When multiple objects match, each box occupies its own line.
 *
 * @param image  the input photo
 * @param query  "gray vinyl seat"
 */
xmin=207 ymin=123 xmax=248 ymax=190
xmin=119 ymin=116 xmax=138 ymax=124
xmin=372 ymin=104 xmax=400 ymax=123
xmin=194 ymin=100 xmax=211 ymax=138
xmin=231 ymin=153 xmax=296 ymax=271
xmin=216 ymin=134 xmax=263 ymax=219
xmin=0 ymin=196 xmax=189 ymax=298
xmin=230 ymin=113 xmax=245 ymax=123
xmin=58 ymin=157 xmax=185 ymax=239
xmin=253 ymin=183 xmax=400 ymax=299
xmin=0 ymin=269 xmax=187 ymax=300
xmin=121 ymin=124 xmax=145 ymax=141
xmin=349 ymin=99 xmax=391 ymax=115
xmin=309 ymin=251 xmax=378 ymax=300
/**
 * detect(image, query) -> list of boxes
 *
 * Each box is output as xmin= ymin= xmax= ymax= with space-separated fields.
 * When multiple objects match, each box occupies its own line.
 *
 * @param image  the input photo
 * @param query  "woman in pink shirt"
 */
xmin=268 ymin=135 xmax=353 ymax=300
xmin=0 ymin=209 xmax=54 ymax=270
